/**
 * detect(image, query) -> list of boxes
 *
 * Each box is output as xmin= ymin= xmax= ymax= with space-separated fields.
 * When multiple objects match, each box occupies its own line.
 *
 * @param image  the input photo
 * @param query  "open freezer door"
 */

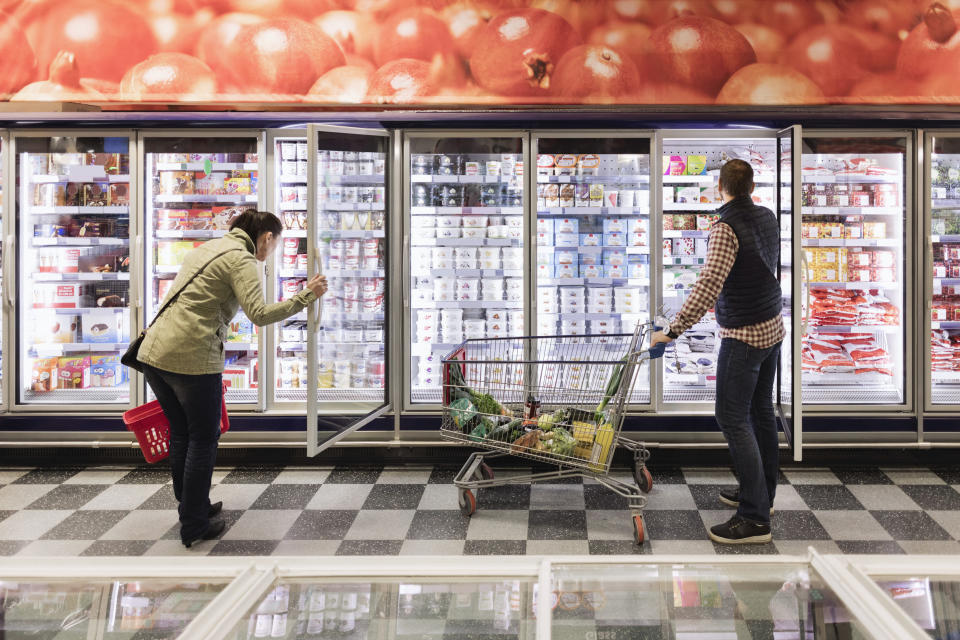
xmin=306 ymin=125 xmax=392 ymax=457
xmin=776 ymin=126 xmax=803 ymax=461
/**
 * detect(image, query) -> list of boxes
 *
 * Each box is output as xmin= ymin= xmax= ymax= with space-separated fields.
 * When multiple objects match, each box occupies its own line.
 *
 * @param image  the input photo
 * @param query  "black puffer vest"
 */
xmin=715 ymin=195 xmax=782 ymax=329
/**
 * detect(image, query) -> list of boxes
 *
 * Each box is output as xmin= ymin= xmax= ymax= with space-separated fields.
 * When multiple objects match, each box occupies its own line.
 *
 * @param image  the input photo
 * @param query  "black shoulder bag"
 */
xmin=121 ymin=248 xmax=241 ymax=372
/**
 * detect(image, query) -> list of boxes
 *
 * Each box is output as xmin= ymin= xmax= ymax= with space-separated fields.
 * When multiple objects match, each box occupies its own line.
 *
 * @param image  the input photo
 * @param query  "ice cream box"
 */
xmin=674 ymin=214 xmax=696 ymax=230
xmin=662 ymin=186 xmax=674 ymax=205
xmin=603 ymin=218 xmax=627 ymax=234
xmin=33 ymin=283 xmax=82 ymax=309
xmin=537 ymin=232 xmax=554 ymax=246
xmin=82 ymin=310 xmax=123 ymax=343
xmin=536 ymin=154 xmax=555 ymax=176
xmin=696 ymin=214 xmax=714 ymax=231
xmin=223 ymin=177 xmax=252 ymax=195
xmin=58 ymin=355 xmax=91 ymax=389
xmin=604 ymin=249 xmax=626 ymax=266
xmin=604 ymin=232 xmax=626 ymax=247
xmin=629 ymin=231 xmax=648 ymax=247
xmin=578 ymin=252 xmax=599 ymax=266
xmin=606 ymin=264 xmax=627 ymax=278
xmin=685 ymin=155 xmax=707 ymax=175
xmin=663 ymin=239 xmax=674 ymax=258
xmin=663 ymin=214 xmax=675 ymax=230
xmin=578 ymin=154 xmax=600 ymax=176
xmin=555 ymin=233 xmax=579 ymax=247
xmin=90 ymin=354 xmax=126 ymax=387
xmin=82 ymin=183 xmax=108 ymax=206
xmin=537 ymin=218 xmax=555 ymax=234
xmin=863 ymin=222 xmax=887 ymax=239
xmin=580 ymin=233 xmax=602 ymax=247
xmin=108 ymin=183 xmax=130 ymax=206
xmin=677 ymin=237 xmax=697 ymax=256
xmin=664 ymin=155 xmax=686 ymax=175
xmin=556 ymin=218 xmax=579 ymax=234
xmin=554 ymin=249 xmax=578 ymax=266
xmin=554 ymin=264 xmax=578 ymax=279
xmin=630 ymin=218 xmax=648 ymax=233
xmin=228 ymin=315 xmax=255 ymax=342
xmin=700 ymin=185 xmax=721 ymax=203
xmin=574 ymin=183 xmax=591 ymax=207
xmin=31 ymin=358 xmax=59 ymax=392
xmin=580 ymin=264 xmax=602 ymax=278
xmin=675 ymin=187 xmax=700 ymax=204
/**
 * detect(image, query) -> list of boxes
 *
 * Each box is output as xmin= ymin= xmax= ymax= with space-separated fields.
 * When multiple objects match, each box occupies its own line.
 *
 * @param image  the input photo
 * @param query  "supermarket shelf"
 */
xmin=665 ymin=256 xmax=707 ymax=265
xmin=934 ymin=278 xmax=960 ymax=286
xmin=283 ymin=230 xmax=308 ymax=238
xmin=411 ymin=388 xmax=442 ymax=403
xmin=663 ymin=387 xmax=715 ymax=403
xmin=547 ymin=312 xmax=645 ymax=321
xmin=32 ymin=272 xmax=130 ymax=282
xmin=801 ymin=385 xmax=903 ymax=404
xmin=156 ymin=230 xmax=227 ymax=239
xmin=155 ymin=162 xmax=257 ymax=172
xmin=808 ymin=325 xmax=901 ymax=333
xmin=663 ymin=230 xmax=710 ymax=239
xmin=30 ymin=342 xmax=126 ymax=355
xmin=802 ymin=173 xmax=901 ymax=183
xmin=663 ymin=203 xmax=719 ymax=211
xmin=803 ymin=238 xmax=899 ymax=247
xmin=30 ymin=206 xmax=129 ymax=215
xmin=808 ymin=282 xmax=898 ymax=289
xmin=932 ymin=321 xmax=960 ymax=330
xmin=278 ymin=269 xmax=308 ymax=278
xmin=279 ymin=202 xmax=307 ymax=211
xmin=32 ymin=174 xmax=130 ymax=183
xmin=278 ymin=175 xmax=307 ymax=185
xmin=317 ymin=312 xmax=385 ymax=321
xmin=539 ymin=174 xmax=650 ymax=184
xmin=430 ymin=269 xmax=523 ymax=278
xmin=319 ymin=230 xmax=385 ymax=239
xmin=21 ymin=389 xmax=130 ymax=403
xmin=323 ymin=174 xmax=385 ymax=185
xmin=325 ymin=203 xmax=385 ymax=211
xmin=411 ymin=174 xmax=508 ymax=184
xmin=932 ymin=390 xmax=960 ymax=403
xmin=416 ymin=301 xmax=524 ymax=309
xmin=932 ymin=371 xmax=960 ymax=383
xmin=224 ymin=342 xmax=257 ymax=351
xmin=931 ymin=198 xmax=960 ymax=209
xmin=412 ymin=206 xmax=523 ymax=215
xmin=276 ymin=388 xmax=386 ymax=402
xmin=325 ymin=269 xmax=385 ymax=278
xmin=538 ymin=278 xmax=650 ymax=286
xmin=154 ymin=194 xmax=257 ymax=204
xmin=225 ymin=389 xmax=257 ymax=403
xmin=413 ymin=238 xmax=521 ymax=247
xmin=31 ymin=307 xmax=127 ymax=315
xmin=802 ymin=206 xmax=901 ymax=216
xmin=538 ymin=207 xmax=649 ymax=216
xmin=154 ymin=266 xmax=180 ymax=275
xmin=574 ymin=244 xmax=635 ymax=253
xmin=625 ymin=247 xmax=651 ymax=254
xmin=932 ymin=235 xmax=960 ymax=243
xmin=662 ymin=175 xmax=713 ymax=184
xmin=32 ymin=237 xmax=128 ymax=246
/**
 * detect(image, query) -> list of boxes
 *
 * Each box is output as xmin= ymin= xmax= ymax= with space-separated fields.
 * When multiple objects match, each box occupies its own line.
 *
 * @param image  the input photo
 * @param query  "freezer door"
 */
xmin=777 ymin=126 xmax=803 ymax=461
xmin=307 ymin=125 xmax=391 ymax=457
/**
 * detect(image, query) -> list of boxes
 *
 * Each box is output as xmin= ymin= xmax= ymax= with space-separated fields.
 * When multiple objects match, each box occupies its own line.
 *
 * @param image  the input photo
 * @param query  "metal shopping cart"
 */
xmin=440 ymin=322 xmax=665 ymax=544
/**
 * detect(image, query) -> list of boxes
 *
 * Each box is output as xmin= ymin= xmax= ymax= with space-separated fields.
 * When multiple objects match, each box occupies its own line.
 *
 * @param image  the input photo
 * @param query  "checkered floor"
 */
xmin=0 ymin=464 xmax=957 ymax=557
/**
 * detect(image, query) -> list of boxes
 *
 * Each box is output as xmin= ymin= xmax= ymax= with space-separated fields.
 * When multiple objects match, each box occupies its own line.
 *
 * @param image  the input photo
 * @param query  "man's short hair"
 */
xmin=719 ymin=159 xmax=754 ymax=198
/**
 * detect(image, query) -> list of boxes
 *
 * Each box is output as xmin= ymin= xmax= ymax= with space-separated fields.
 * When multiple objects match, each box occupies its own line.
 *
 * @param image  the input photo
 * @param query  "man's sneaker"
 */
xmin=709 ymin=515 xmax=772 ymax=545
xmin=718 ymin=489 xmax=774 ymax=514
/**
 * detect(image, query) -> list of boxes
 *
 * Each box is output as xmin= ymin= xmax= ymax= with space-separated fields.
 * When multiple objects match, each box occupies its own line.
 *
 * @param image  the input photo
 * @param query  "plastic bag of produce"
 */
xmin=449 ymin=397 xmax=477 ymax=432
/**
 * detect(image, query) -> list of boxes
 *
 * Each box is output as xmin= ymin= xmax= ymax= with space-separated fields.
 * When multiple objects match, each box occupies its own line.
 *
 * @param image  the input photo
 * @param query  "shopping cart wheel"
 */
xmin=632 ymin=515 xmax=645 ymax=545
xmin=458 ymin=489 xmax=477 ymax=517
xmin=632 ymin=459 xmax=654 ymax=493
xmin=479 ymin=463 xmax=495 ymax=481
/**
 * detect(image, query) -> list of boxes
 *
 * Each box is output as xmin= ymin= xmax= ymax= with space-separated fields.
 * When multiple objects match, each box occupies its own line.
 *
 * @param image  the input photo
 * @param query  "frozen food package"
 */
xmin=675 ymin=187 xmax=700 ymax=204
xmin=559 ymin=184 xmax=575 ymax=207
xmin=574 ymin=183 xmax=591 ymax=207
xmin=685 ymin=155 xmax=707 ymax=175
xmin=666 ymin=155 xmax=686 ymax=175
xmin=537 ymin=154 xmax=555 ymax=176
xmin=554 ymin=154 xmax=578 ymax=175
xmin=577 ymin=153 xmax=600 ymax=176
xmin=662 ymin=239 xmax=674 ymax=258
xmin=556 ymin=218 xmax=579 ymax=234
xmin=863 ymin=222 xmax=887 ymax=239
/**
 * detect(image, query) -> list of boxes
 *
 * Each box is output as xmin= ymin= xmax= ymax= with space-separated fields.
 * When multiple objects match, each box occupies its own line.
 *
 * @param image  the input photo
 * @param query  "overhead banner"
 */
xmin=0 ymin=0 xmax=952 ymax=106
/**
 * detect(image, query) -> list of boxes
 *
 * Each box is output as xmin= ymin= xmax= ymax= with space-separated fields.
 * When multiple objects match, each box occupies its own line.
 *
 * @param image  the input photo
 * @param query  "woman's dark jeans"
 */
xmin=715 ymin=338 xmax=783 ymax=525
xmin=142 ymin=363 xmax=223 ymax=542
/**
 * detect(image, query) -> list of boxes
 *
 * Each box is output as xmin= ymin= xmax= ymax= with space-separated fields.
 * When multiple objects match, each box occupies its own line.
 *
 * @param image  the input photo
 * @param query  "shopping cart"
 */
xmin=441 ymin=322 xmax=665 ymax=544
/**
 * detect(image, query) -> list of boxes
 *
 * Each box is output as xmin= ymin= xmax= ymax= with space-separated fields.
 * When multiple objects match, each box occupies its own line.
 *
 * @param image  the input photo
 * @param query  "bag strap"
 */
xmin=147 ymin=248 xmax=242 ymax=329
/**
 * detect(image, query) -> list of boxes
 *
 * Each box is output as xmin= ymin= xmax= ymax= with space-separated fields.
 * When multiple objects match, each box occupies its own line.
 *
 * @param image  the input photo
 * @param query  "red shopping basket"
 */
xmin=123 ymin=383 xmax=230 ymax=463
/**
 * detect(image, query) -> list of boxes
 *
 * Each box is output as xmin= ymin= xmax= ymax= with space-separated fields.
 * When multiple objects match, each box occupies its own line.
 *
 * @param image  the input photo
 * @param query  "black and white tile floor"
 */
xmin=0 ymin=464 xmax=957 ymax=557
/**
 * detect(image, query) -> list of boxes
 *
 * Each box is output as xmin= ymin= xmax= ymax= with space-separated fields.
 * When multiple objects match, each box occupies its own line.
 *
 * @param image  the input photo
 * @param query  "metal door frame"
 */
xmin=306 ymin=124 xmax=393 ymax=457
xmin=1 ymin=128 xmax=9 ymax=413
xmin=800 ymin=129 xmax=916 ymax=417
xmin=656 ymin=128 xmax=786 ymax=417
xmin=529 ymin=129 xmax=658 ymax=414
xmin=922 ymin=129 xmax=960 ymax=416
xmin=400 ymin=129 xmax=531 ymax=414
xmin=138 ymin=129 xmax=266 ymax=413
xmin=10 ymin=129 xmax=139 ymax=414
xmin=778 ymin=125 xmax=803 ymax=461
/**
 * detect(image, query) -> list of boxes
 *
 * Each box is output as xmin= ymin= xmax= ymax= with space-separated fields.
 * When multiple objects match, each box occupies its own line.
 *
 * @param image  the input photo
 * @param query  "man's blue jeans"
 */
xmin=142 ymin=364 xmax=223 ymax=542
xmin=715 ymin=338 xmax=782 ymax=525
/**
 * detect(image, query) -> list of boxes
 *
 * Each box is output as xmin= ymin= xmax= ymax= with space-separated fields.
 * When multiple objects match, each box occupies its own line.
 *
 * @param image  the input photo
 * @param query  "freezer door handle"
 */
xmin=799 ymin=247 xmax=811 ymax=336
xmin=4 ymin=234 xmax=13 ymax=309
xmin=135 ymin=234 xmax=143 ymax=315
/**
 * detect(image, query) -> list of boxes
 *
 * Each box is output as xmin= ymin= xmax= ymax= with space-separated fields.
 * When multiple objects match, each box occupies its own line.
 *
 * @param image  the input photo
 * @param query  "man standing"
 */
xmin=651 ymin=159 xmax=784 ymax=545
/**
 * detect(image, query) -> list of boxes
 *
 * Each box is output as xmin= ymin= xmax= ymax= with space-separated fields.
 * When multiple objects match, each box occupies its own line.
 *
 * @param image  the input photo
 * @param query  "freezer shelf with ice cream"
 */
xmin=281 ymin=141 xmax=387 ymax=403
xmin=534 ymin=141 xmax=652 ymax=403
xmin=144 ymin=136 xmax=260 ymax=404
xmin=408 ymin=139 xmax=525 ymax=405
xmin=929 ymin=145 xmax=960 ymax=406
xmin=800 ymin=144 xmax=906 ymax=405
xmin=660 ymin=140 xmax=777 ymax=404
xmin=16 ymin=136 xmax=133 ymax=405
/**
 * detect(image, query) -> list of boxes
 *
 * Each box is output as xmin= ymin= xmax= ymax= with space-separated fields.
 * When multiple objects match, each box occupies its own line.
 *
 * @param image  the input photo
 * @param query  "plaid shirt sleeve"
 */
xmin=668 ymin=222 xmax=738 ymax=337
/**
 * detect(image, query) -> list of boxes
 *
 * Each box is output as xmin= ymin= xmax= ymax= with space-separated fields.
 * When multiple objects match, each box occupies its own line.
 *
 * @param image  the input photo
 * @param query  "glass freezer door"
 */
xmin=928 ymin=134 xmax=960 ymax=409
xmin=306 ymin=125 xmax=390 ymax=457
xmin=405 ymin=133 xmax=527 ymax=407
xmin=15 ymin=134 xmax=135 ymax=407
xmin=142 ymin=134 xmax=261 ymax=408
xmin=800 ymin=134 xmax=909 ymax=407
xmin=533 ymin=133 xmax=653 ymax=406
xmin=1 ymin=132 xmax=5 ymax=408
xmin=777 ymin=126 xmax=802 ymax=461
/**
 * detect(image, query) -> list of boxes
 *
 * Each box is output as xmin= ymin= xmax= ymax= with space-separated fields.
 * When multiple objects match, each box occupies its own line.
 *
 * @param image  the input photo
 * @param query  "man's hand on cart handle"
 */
xmin=650 ymin=331 xmax=673 ymax=348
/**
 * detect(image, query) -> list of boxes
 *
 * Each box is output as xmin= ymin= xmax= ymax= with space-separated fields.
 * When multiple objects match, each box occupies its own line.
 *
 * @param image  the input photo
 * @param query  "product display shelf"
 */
xmin=929 ymin=154 xmax=960 ymax=406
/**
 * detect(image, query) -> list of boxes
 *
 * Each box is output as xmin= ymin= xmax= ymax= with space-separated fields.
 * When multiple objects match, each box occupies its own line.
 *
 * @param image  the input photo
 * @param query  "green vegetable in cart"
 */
xmin=470 ymin=391 xmax=506 ymax=417
xmin=449 ymin=397 xmax=477 ymax=433
xmin=489 ymin=418 xmax=523 ymax=442
xmin=548 ymin=427 xmax=577 ymax=457
xmin=595 ymin=355 xmax=628 ymax=423
xmin=469 ymin=417 xmax=494 ymax=443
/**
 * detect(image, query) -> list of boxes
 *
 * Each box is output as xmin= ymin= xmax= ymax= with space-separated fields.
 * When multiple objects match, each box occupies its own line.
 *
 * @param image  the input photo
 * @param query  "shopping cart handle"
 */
xmin=648 ymin=342 xmax=666 ymax=359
